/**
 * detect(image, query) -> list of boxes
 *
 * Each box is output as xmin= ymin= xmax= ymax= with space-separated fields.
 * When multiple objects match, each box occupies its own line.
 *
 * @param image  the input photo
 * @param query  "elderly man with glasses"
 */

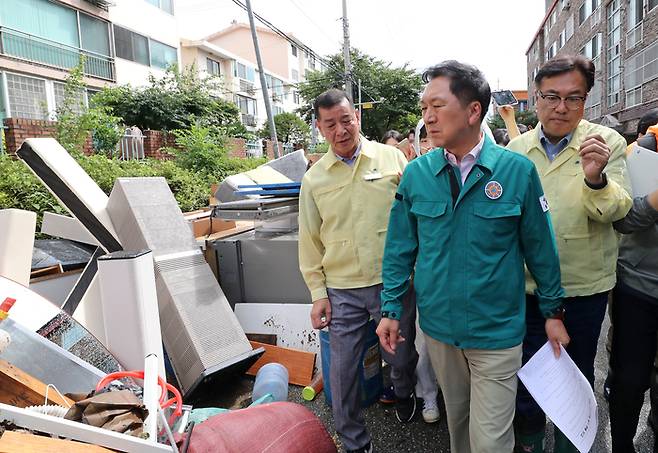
xmin=507 ymin=55 xmax=632 ymax=453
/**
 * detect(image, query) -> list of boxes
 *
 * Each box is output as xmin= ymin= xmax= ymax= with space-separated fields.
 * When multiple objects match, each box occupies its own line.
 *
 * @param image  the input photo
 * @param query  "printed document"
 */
xmin=627 ymin=143 xmax=658 ymax=197
xmin=517 ymin=342 xmax=597 ymax=453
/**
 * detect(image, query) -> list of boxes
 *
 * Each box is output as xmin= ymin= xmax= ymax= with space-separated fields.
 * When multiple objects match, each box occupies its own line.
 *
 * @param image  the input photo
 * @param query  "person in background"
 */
xmin=507 ymin=55 xmax=632 ymax=453
xmin=298 ymin=88 xmax=415 ymax=453
xmin=378 ymin=122 xmax=442 ymax=424
xmin=381 ymin=130 xmax=404 ymax=146
xmin=608 ymin=124 xmax=658 ymax=453
xmin=378 ymin=60 xmax=567 ymax=452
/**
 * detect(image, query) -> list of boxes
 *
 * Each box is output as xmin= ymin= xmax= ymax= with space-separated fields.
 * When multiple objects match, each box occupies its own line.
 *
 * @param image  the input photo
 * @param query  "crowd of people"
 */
xmin=297 ymin=54 xmax=658 ymax=453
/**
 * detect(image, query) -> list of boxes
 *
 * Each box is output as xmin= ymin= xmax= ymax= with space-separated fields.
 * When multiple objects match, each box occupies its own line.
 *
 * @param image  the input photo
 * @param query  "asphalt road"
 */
xmin=296 ymin=313 xmax=655 ymax=452
xmin=213 ymin=312 xmax=653 ymax=452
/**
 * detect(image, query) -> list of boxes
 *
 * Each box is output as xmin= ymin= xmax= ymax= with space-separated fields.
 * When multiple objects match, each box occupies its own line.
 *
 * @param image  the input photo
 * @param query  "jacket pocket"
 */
xmin=410 ymin=201 xmax=449 ymax=247
xmin=470 ymin=201 xmax=522 ymax=253
xmin=322 ymin=237 xmax=361 ymax=279
xmin=410 ymin=201 xmax=448 ymax=218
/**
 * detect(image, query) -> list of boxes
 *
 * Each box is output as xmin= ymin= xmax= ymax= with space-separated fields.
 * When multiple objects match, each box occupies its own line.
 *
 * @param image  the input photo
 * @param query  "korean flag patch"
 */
xmin=539 ymin=195 xmax=550 ymax=212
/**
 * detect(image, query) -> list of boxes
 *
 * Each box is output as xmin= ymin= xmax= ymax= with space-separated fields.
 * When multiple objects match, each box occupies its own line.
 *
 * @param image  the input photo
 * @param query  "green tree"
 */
xmin=487 ymin=109 xmax=538 ymax=130
xmin=92 ymin=64 xmax=247 ymax=136
xmin=54 ymin=59 xmax=122 ymax=157
xmin=298 ymin=49 xmax=423 ymax=141
xmin=259 ymin=112 xmax=310 ymax=147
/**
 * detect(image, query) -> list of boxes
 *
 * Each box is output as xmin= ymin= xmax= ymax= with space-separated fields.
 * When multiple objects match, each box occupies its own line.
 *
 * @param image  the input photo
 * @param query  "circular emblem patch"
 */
xmin=484 ymin=181 xmax=503 ymax=200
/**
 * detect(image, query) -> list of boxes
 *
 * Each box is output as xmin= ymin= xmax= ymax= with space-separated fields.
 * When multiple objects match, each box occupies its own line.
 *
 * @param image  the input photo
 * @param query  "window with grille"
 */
xmin=53 ymin=82 xmax=85 ymax=114
xmin=6 ymin=73 xmax=48 ymax=120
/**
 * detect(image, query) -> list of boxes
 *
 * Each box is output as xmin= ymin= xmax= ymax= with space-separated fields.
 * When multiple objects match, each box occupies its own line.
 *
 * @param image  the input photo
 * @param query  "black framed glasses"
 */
xmin=537 ymin=90 xmax=587 ymax=110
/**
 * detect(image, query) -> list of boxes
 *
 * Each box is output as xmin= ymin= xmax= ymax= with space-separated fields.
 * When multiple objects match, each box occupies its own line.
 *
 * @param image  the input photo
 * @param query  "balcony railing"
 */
xmin=0 ymin=27 xmax=115 ymax=81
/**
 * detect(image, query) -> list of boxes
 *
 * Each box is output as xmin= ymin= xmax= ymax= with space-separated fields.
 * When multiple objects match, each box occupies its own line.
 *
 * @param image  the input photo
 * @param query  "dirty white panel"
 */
xmin=234 ymin=303 xmax=319 ymax=355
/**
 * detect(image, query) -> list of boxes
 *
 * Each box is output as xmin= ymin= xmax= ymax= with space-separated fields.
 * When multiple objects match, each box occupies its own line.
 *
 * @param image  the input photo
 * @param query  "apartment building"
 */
xmin=0 ymin=0 xmax=180 ymax=124
xmin=181 ymin=22 xmax=324 ymax=131
xmin=109 ymin=0 xmax=179 ymax=87
xmin=0 ymin=0 xmax=114 ymax=123
xmin=526 ymin=0 xmax=658 ymax=136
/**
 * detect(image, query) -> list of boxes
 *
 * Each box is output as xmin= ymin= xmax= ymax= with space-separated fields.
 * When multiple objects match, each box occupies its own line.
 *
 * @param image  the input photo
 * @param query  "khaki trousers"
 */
xmin=425 ymin=335 xmax=522 ymax=453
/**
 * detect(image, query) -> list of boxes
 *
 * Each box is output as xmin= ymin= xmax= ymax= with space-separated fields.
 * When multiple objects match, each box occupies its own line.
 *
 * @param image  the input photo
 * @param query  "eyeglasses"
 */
xmin=537 ymin=90 xmax=587 ymax=110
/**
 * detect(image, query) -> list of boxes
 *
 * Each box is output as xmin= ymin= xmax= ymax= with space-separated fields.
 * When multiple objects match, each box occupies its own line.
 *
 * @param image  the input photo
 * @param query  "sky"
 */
xmin=177 ymin=0 xmax=547 ymax=91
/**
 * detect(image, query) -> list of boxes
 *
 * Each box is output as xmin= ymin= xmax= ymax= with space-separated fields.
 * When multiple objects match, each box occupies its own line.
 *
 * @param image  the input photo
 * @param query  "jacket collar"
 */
xmin=318 ymin=136 xmax=371 ymax=170
xmin=427 ymin=133 xmax=498 ymax=176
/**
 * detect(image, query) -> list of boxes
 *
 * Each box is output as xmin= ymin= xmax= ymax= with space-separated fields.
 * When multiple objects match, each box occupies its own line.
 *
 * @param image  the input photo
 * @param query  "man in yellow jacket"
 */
xmin=298 ymin=89 xmax=412 ymax=453
xmin=507 ymin=55 xmax=632 ymax=453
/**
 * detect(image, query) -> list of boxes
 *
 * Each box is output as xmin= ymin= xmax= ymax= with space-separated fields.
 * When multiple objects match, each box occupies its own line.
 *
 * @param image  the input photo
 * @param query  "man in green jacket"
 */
xmin=507 ymin=55 xmax=632 ymax=452
xmin=377 ymin=60 xmax=569 ymax=453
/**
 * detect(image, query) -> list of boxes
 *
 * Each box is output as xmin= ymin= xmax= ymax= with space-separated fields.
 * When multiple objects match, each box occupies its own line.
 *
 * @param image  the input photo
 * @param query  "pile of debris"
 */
xmin=0 ymin=138 xmax=336 ymax=452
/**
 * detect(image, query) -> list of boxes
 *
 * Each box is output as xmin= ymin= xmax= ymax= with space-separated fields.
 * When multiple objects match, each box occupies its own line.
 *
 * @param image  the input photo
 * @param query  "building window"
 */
xmin=607 ymin=0 xmax=622 ymax=107
xmin=625 ymin=86 xmax=642 ymax=107
xmin=234 ymin=62 xmax=255 ymax=82
xmin=113 ymin=25 xmax=176 ymax=69
xmin=79 ymin=13 xmax=111 ymax=57
xmin=207 ymin=58 xmax=221 ymax=76
xmin=53 ymin=82 xmax=86 ymax=114
xmin=0 ymin=0 xmax=79 ymax=48
xmin=558 ymin=30 xmax=565 ymax=49
xmin=114 ymin=26 xmax=150 ymax=66
xmin=582 ymin=33 xmax=602 ymax=60
xmin=5 ymin=73 xmax=48 ymax=120
xmin=546 ymin=42 xmax=557 ymax=60
xmin=150 ymin=40 xmax=177 ymax=70
xmin=565 ymin=15 xmax=574 ymax=41
xmin=273 ymin=106 xmax=284 ymax=115
xmin=625 ymin=40 xmax=658 ymax=90
xmin=291 ymin=69 xmax=299 ymax=81
xmin=291 ymin=45 xmax=298 ymax=57
xmin=293 ymin=91 xmax=300 ymax=104
xmin=146 ymin=0 xmax=173 ymax=14
xmin=235 ymin=95 xmax=256 ymax=115
xmin=579 ymin=0 xmax=600 ymax=24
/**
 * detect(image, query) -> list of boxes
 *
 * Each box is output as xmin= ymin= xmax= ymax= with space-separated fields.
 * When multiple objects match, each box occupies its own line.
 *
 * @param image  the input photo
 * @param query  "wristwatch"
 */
xmin=585 ymin=173 xmax=608 ymax=190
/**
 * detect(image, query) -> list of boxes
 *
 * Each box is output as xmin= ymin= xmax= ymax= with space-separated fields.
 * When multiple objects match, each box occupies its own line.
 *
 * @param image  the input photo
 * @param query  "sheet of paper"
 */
xmin=627 ymin=143 xmax=658 ymax=197
xmin=517 ymin=342 xmax=597 ymax=453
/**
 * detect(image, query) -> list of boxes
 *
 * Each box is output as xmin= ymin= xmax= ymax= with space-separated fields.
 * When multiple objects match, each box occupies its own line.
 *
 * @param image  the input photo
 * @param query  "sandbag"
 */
xmin=186 ymin=402 xmax=336 ymax=453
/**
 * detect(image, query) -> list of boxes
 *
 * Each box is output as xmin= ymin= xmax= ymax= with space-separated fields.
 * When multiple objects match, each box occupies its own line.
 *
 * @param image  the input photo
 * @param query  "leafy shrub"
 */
xmin=1 ymin=150 xmax=265 ymax=226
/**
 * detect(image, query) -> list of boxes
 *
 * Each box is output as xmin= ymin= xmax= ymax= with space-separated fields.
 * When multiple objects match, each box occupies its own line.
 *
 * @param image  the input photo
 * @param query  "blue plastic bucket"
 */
xmin=320 ymin=318 xmax=383 ymax=408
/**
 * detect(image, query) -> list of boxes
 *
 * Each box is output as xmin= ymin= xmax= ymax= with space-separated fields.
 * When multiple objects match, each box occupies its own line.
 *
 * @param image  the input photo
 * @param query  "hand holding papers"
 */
xmin=517 ymin=342 xmax=597 ymax=453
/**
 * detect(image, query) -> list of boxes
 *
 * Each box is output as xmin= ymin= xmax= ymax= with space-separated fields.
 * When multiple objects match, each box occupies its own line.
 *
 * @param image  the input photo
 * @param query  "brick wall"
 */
xmin=228 ymin=138 xmax=247 ymax=158
xmin=3 ymin=118 xmax=93 ymax=155
xmin=142 ymin=130 xmax=176 ymax=160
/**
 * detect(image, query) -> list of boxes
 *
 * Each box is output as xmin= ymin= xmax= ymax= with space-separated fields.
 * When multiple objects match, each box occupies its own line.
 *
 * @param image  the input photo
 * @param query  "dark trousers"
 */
xmin=609 ymin=281 xmax=658 ymax=453
xmin=515 ymin=292 xmax=608 ymax=433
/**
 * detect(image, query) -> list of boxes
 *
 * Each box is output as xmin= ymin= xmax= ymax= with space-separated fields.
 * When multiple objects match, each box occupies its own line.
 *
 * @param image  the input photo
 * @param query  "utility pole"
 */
xmin=245 ymin=0 xmax=280 ymax=158
xmin=311 ymin=110 xmax=318 ymax=151
xmin=358 ymin=78 xmax=362 ymax=130
xmin=341 ymin=0 xmax=353 ymax=102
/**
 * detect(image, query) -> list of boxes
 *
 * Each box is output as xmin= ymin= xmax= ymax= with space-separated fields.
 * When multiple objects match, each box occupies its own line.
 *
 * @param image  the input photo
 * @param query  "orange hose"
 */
xmin=95 ymin=371 xmax=183 ymax=417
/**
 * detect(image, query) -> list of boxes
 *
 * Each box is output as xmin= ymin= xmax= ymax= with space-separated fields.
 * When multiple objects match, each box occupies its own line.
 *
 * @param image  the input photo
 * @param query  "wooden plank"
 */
xmin=204 ymin=221 xmax=254 ymax=242
xmin=0 ymin=359 xmax=74 ymax=408
xmin=30 ymin=264 xmax=64 ymax=279
xmin=246 ymin=333 xmax=277 ymax=345
xmin=246 ymin=341 xmax=316 ymax=386
xmin=0 ymin=431 xmax=113 ymax=453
